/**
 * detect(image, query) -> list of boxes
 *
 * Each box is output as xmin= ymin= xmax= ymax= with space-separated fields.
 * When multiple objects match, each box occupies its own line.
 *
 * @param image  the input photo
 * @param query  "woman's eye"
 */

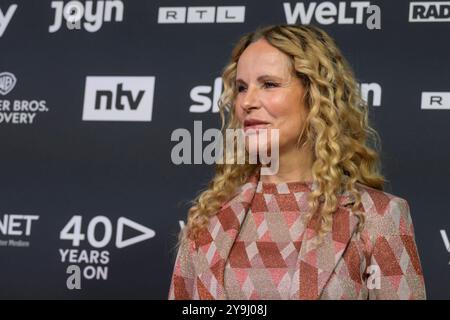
xmin=237 ymin=85 xmax=246 ymax=92
xmin=264 ymin=82 xmax=278 ymax=88
xmin=237 ymin=82 xmax=277 ymax=92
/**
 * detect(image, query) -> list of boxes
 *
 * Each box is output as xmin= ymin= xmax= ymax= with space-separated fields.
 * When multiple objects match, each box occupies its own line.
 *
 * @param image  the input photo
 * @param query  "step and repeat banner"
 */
xmin=0 ymin=0 xmax=449 ymax=299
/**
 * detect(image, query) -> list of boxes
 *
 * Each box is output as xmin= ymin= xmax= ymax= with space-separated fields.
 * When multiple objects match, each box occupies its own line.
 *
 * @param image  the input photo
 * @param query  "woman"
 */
xmin=168 ymin=24 xmax=426 ymax=300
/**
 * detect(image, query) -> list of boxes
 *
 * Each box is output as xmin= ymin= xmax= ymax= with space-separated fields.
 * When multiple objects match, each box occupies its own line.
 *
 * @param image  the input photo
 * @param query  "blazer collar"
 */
xmin=194 ymin=169 xmax=360 ymax=300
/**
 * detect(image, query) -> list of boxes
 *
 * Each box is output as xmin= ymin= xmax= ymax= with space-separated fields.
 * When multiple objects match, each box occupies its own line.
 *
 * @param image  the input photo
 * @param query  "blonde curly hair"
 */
xmin=179 ymin=24 xmax=386 ymax=248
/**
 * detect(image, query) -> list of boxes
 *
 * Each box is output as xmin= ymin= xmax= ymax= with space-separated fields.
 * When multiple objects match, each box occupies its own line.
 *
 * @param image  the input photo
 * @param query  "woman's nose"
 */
xmin=242 ymin=86 xmax=261 ymax=112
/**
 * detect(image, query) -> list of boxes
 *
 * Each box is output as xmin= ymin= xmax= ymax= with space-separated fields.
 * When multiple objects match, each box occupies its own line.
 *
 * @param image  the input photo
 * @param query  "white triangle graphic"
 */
xmin=116 ymin=217 xmax=155 ymax=249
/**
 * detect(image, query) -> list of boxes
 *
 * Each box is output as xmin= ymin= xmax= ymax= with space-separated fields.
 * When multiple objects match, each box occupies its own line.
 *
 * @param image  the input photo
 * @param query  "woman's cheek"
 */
xmin=234 ymin=104 xmax=245 ymax=123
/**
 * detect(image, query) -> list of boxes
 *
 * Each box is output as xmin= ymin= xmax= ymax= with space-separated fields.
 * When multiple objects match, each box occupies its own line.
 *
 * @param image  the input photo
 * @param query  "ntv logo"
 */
xmin=49 ymin=0 xmax=124 ymax=33
xmin=82 ymin=76 xmax=155 ymax=122
xmin=284 ymin=1 xmax=381 ymax=29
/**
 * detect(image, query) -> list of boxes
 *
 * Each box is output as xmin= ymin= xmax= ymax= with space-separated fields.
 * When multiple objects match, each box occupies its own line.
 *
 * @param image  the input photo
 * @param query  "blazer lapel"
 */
xmin=193 ymin=172 xmax=259 ymax=299
xmin=293 ymin=188 xmax=360 ymax=299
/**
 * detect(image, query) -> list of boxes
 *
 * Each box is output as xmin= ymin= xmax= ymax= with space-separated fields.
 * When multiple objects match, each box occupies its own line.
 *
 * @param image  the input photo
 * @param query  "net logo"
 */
xmin=283 ymin=1 xmax=381 ymax=28
xmin=82 ymin=76 xmax=155 ymax=122
xmin=0 ymin=214 xmax=39 ymax=236
xmin=158 ymin=6 xmax=245 ymax=23
xmin=0 ymin=4 xmax=17 ymax=37
xmin=421 ymin=92 xmax=450 ymax=110
xmin=409 ymin=2 xmax=450 ymax=22
xmin=49 ymin=0 xmax=124 ymax=33
xmin=0 ymin=214 xmax=40 ymax=248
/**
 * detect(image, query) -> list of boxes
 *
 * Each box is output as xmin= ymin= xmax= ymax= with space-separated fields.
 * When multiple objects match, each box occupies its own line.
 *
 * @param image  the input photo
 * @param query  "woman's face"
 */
xmin=234 ymin=38 xmax=308 ymax=160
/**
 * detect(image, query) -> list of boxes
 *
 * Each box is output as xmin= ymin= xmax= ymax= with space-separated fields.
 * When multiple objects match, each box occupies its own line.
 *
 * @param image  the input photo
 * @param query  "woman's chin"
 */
xmin=245 ymin=144 xmax=271 ymax=158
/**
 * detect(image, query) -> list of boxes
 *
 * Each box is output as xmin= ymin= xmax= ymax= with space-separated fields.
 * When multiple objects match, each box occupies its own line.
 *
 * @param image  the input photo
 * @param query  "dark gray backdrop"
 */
xmin=0 ymin=0 xmax=449 ymax=299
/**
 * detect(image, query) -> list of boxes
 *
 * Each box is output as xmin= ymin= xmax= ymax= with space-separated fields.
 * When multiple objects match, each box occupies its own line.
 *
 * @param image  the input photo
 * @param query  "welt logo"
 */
xmin=82 ymin=76 xmax=155 ymax=122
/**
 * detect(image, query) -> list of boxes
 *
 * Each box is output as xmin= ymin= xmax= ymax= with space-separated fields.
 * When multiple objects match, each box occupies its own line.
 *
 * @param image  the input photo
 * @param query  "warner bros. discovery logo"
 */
xmin=0 ymin=72 xmax=16 ymax=95
xmin=82 ymin=76 xmax=155 ymax=122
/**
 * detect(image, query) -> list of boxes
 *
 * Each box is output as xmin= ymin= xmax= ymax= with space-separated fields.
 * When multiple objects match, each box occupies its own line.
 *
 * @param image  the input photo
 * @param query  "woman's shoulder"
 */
xmin=355 ymin=182 xmax=410 ymax=213
xmin=354 ymin=182 xmax=414 ymax=236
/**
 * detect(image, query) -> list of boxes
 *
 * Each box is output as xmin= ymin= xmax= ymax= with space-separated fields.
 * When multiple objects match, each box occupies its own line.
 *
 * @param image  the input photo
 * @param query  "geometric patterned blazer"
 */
xmin=168 ymin=172 xmax=426 ymax=300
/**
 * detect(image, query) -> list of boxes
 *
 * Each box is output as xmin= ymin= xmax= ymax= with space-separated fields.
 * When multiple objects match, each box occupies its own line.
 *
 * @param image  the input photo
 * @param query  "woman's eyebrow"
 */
xmin=235 ymin=75 xmax=284 ymax=84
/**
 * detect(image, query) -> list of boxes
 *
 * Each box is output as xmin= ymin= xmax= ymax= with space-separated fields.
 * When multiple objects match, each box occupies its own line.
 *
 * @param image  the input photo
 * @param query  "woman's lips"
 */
xmin=244 ymin=123 xmax=270 ymax=133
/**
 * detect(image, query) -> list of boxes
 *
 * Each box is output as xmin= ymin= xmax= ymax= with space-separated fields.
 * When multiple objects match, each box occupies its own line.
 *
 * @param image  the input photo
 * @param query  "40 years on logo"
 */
xmin=59 ymin=215 xmax=155 ymax=290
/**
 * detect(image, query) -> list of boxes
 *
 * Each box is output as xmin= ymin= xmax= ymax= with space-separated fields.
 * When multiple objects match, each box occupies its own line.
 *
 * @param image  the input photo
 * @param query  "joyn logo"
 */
xmin=0 ymin=4 xmax=17 ymax=38
xmin=283 ymin=1 xmax=381 ymax=28
xmin=0 ymin=72 xmax=17 ymax=95
xmin=421 ymin=92 xmax=450 ymax=110
xmin=82 ymin=76 xmax=155 ymax=122
xmin=158 ymin=6 xmax=245 ymax=23
xmin=49 ymin=0 xmax=124 ymax=33
xmin=409 ymin=2 xmax=450 ymax=22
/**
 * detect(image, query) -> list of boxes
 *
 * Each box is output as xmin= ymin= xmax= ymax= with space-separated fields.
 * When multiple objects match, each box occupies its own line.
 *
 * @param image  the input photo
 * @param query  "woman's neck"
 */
xmin=260 ymin=144 xmax=314 ymax=184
